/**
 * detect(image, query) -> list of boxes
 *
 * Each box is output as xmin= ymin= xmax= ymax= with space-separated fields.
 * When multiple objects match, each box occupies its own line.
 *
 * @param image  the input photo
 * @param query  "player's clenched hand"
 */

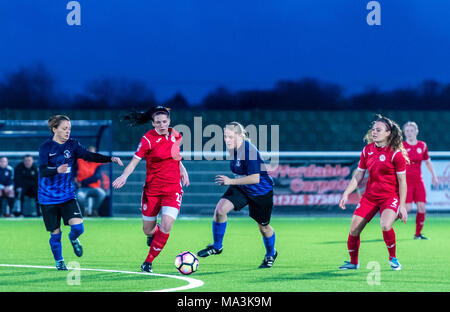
xmin=181 ymin=170 xmax=190 ymax=187
xmin=339 ymin=194 xmax=348 ymax=210
xmin=112 ymin=175 xmax=127 ymax=189
xmin=111 ymin=156 xmax=124 ymax=166
xmin=57 ymin=164 xmax=69 ymax=174
xmin=398 ymin=204 xmax=408 ymax=224
xmin=215 ymin=175 xmax=231 ymax=186
xmin=432 ymin=176 xmax=439 ymax=188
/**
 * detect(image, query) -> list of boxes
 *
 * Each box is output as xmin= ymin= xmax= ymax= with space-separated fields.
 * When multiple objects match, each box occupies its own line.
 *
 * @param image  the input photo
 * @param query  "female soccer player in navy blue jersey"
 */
xmin=197 ymin=122 xmax=277 ymax=268
xmin=38 ymin=115 xmax=123 ymax=270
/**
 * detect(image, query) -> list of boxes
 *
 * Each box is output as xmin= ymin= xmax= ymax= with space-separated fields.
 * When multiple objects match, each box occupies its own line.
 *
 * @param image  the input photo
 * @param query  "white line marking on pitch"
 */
xmin=0 ymin=264 xmax=204 ymax=292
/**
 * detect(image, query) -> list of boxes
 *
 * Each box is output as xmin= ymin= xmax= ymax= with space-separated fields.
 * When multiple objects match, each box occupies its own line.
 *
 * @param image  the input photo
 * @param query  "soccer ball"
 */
xmin=174 ymin=251 xmax=199 ymax=275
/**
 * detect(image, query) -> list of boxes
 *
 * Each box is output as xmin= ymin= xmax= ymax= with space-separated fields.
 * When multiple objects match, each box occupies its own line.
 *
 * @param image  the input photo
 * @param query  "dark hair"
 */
xmin=122 ymin=106 xmax=171 ymax=127
xmin=48 ymin=115 xmax=70 ymax=134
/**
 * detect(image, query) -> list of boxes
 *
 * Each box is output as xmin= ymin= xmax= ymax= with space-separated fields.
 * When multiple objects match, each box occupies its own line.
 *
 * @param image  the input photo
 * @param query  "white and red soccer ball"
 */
xmin=175 ymin=251 xmax=199 ymax=275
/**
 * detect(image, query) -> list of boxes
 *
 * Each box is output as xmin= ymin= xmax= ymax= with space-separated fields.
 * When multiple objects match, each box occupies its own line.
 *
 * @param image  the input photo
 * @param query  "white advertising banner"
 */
xmin=421 ymin=160 xmax=450 ymax=211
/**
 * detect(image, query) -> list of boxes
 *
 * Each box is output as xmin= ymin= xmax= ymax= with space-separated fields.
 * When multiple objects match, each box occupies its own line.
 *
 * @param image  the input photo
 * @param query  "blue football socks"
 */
xmin=212 ymin=221 xmax=227 ymax=250
xmin=263 ymin=232 xmax=276 ymax=257
xmin=69 ymin=223 xmax=84 ymax=241
xmin=49 ymin=232 xmax=63 ymax=261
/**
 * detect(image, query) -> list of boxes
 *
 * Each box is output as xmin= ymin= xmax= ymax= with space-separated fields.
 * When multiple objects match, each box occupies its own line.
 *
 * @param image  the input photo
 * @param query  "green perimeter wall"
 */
xmin=1 ymin=109 xmax=449 ymax=151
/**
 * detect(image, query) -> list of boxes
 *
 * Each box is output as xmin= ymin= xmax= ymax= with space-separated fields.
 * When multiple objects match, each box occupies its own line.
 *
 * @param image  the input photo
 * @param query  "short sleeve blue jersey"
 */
xmin=230 ymin=140 xmax=273 ymax=196
xmin=38 ymin=138 xmax=88 ymax=205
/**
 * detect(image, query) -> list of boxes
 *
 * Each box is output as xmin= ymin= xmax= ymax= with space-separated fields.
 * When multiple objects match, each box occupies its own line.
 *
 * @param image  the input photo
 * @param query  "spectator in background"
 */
xmin=75 ymin=146 xmax=107 ymax=217
xmin=14 ymin=155 xmax=39 ymax=217
xmin=0 ymin=156 xmax=15 ymax=217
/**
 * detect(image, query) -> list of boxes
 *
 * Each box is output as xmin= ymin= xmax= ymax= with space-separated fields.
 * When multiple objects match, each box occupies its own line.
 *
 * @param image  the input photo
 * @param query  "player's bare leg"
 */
xmin=143 ymin=219 xmax=157 ymax=246
xmin=213 ymin=198 xmax=235 ymax=223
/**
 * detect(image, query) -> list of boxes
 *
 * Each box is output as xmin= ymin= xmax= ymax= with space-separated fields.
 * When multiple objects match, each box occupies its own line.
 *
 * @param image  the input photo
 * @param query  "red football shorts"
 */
xmin=354 ymin=195 xmax=400 ymax=221
xmin=141 ymin=187 xmax=183 ymax=221
xmin=406 ymin=181 xmax=426 ymax=204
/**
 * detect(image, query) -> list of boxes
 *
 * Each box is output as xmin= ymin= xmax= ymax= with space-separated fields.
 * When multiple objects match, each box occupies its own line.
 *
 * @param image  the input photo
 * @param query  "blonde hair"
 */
xmin=403 ymin=121 xmax=419 ymax=132
xmin=48 ymin=115 xmax=70 ymax=134
xmin=225 ymin=121 xmax=251 ymax=142
xmin=364 ymin=114 xmax=410 ymax=163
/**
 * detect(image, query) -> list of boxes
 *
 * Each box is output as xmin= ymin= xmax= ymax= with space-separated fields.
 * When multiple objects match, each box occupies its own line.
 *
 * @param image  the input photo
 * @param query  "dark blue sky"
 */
xmin=1 ymin=0 xmax=450 ymax=104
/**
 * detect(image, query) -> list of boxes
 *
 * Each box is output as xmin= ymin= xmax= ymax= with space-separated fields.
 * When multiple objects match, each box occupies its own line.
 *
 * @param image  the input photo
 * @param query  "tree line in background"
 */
xmin=0 ymin=64 xmax=449 ymax=110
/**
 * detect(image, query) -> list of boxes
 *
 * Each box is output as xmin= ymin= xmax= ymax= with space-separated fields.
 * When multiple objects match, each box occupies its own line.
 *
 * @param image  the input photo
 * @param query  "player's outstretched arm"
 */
xmin=112 ymin=156 xmax=141 ymax=189
xmin=215 ymin=173 xmax=260 ymax=186
xmin=83 ymin=151 xmax=123 ymax=166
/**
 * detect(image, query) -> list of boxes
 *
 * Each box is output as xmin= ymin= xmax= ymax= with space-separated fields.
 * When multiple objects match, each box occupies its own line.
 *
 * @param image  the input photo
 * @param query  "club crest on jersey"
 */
xmin=171 ymin=135 xmax=176 ymax=143
xmin=64 ymin=150 xmax=71 ymax=159
xmin=417 ymin=147 xmax=422 ymax=154
xmin=379 ymin=154 xmax=386 ymax=162
xmin=236 ymin=159 xmax=241 ymax=167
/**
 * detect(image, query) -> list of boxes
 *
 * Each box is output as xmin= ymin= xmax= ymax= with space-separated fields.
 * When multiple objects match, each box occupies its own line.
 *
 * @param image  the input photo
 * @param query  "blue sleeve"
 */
xmin=245 ymin=143 xmax=262 ymax=175
xmin=39 ymin=142 xmax=49 ymax=167
xmin=74 ymin=140 xmax=88 ymax=160
xmin=246 ymin=159 xmax=262 ymax=175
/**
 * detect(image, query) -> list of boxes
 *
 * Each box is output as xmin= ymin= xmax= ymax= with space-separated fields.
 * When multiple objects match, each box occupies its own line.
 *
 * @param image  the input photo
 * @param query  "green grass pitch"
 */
xmin=1 ymin=215 xmax=449 ymax=292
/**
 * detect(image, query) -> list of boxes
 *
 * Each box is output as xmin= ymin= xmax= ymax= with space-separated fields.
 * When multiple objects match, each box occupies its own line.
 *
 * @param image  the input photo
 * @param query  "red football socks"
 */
xmin=382 ymin=228 xmax=396 ymax=259
xmin=416 ymin=212 xmax=425 ymax=236
xmin=347 ymin=234 xmax=360 ymax=265
xmin=145 ymin=226 xmax=170 ymax=263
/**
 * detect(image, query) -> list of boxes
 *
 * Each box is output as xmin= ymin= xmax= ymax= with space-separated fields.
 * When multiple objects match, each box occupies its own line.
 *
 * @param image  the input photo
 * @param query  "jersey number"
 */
xmin=390 ymin=198 xmax=398 ymax=208
xmin=175 ymin=192 xmax=182 ymax=204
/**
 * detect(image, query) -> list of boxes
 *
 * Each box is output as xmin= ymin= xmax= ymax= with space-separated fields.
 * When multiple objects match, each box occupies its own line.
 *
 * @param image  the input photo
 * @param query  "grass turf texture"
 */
xmin=0 ymin=216 xmax=449 ymax=292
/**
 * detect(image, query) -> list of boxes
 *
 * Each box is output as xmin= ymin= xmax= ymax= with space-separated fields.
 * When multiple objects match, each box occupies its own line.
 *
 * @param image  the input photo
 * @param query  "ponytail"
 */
xmin=122 ymin=106 xmax=170 ymax=127
xmin=226 ymin=121 xmax=251 ymax=142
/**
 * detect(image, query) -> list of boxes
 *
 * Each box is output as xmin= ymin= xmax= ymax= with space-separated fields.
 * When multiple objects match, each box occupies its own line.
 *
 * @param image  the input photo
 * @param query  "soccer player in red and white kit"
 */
xmin=339 ymin=115 xmax=409 ymax=271
xmin=403 ymin=121 xmax=439 ymax=240
xmin=113 ymin=106 xmax=189 ymax=273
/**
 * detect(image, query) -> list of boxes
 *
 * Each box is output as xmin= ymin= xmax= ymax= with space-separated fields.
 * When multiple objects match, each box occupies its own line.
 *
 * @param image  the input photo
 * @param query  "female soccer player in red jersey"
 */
xmin=403 ymin=121 xmax=439 ymax=240
xmin=338 ymin=115 xmax=408 ymax=271
xmin=112 ymin=106 xmax=190 ymax=273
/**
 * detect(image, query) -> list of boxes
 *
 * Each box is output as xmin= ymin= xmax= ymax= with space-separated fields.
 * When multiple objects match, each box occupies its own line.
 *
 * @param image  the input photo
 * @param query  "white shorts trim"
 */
xmin=142 ymin=215 xmax=157 ymax=221
xmin=161 ymin=206 xmax=179 ymax=220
